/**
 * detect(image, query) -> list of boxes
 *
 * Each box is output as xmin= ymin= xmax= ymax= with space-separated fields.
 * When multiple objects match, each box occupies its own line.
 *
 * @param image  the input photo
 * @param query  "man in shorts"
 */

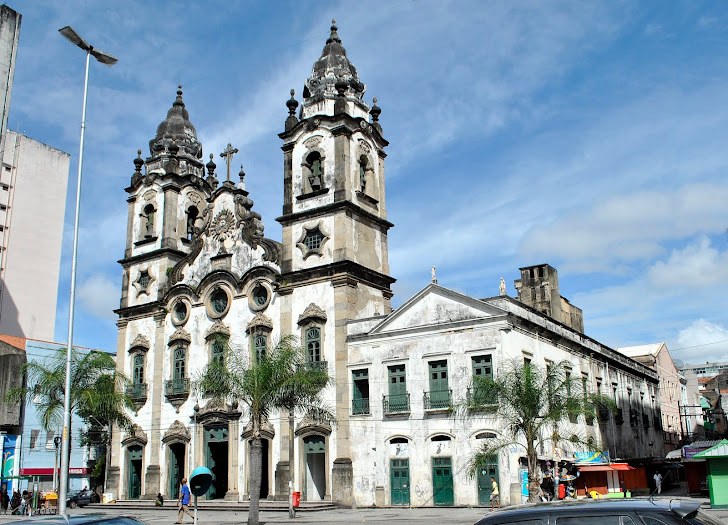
xmin=176 ymin=478 xmax=194 ymax=523
xmin=490 ymin=476 xmax=500 ymax=509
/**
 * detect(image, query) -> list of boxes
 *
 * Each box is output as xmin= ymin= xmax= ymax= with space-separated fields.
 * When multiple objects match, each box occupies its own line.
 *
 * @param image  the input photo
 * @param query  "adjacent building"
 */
xmin=108 ymin=21 xmax=663 ymax=507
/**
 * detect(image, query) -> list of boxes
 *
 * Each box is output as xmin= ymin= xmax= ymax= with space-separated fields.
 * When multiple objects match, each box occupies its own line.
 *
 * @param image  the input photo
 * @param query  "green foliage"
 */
xmin=460 ymin=358 xmax=616 ymax=501
xmin=195 ymin=333 xmax=334 ymax=525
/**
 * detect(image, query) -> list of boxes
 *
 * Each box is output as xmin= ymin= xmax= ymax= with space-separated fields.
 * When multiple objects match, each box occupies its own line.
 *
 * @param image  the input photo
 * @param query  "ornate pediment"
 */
xmin=162 ymin=420 xmax=191 ymax=444
xmin=297 ymin=303 xmax=328 ymax=325
xmin=294 ymin=415 xmax=332 ymax=437
xmin=196 ymin=398 xmax=241 ymax=426
xmin=168 ymin=328 xmax=191 ymax=346
xmin=241 ymin=418 xmax=275 ymax=440
xmin=128 ymin=334 xmax=150 ymax=353
xmin=121 ymin=424 xmax=148 ymax=447
xmin=205 ymin=320 xmax=230 ymax=340
xmin=246 ymin=313 xmax=273 ymax=334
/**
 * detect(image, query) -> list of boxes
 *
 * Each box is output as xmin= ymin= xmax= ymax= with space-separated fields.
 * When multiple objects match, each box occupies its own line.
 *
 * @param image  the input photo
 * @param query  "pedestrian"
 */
xmin=1 ymin=486 xmax=9 ymax=514
xmin=176 ymin=478 xmax=194 ymax=524
xmin=490 ymin=476 xmax=501 ymax=509
xmin=653 ymin=471 xmax=663 ymax=495
xmin=155 ymin=492 xmax=164 ymax=507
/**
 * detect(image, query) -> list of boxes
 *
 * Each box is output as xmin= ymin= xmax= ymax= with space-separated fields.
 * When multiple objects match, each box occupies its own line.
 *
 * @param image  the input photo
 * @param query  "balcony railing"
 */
xmin=165 ymin=378 xmax=190 ymax=396
xmin=383 ymin=393 xmax=410 ymax=414
xmin=298 ymin=361 xmax=328 ymax=372
xmin=352 ymin=398 xmax=370 ymax=415
xmin=466 ymin=387 xmax=496 ymax=407
xmin=126 ymin=382 xmax=147 ymax=401
xmin=424 ymin=389 xmax=452 ymax=410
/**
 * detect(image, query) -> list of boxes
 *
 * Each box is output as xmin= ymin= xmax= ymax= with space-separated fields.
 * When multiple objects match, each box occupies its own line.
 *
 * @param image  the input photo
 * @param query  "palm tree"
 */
xmin=462 ymin=358 xmax=615 ymax=502
xmin=196 ymin=334 xmax=334 ymax=525
xmin=5 ymin=346 xmax=134 ymax=490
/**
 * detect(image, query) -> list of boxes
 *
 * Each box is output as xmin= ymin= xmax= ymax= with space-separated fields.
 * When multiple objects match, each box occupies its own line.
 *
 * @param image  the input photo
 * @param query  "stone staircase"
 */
xmin=87 ymin=499 xmax=338 ymax=512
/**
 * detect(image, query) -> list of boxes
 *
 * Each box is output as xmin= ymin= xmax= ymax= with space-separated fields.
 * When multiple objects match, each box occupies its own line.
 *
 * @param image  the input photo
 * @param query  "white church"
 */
xmin=108 ymin=21 xmax=663 ymax=507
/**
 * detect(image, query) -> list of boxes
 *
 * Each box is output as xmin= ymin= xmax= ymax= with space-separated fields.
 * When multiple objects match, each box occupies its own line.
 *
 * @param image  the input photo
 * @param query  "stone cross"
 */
xmin=219 ymin=143 xmax=239 ymax=183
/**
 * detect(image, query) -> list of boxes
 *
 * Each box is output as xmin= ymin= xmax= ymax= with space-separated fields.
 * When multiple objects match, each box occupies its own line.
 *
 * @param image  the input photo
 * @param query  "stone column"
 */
xmin=161 ymin=184 xmax=180 ymax=250
xmin=143 ymin=312 xmax=166 ymax=499
xmin=226 ymin=418 xmax=240 ymax=501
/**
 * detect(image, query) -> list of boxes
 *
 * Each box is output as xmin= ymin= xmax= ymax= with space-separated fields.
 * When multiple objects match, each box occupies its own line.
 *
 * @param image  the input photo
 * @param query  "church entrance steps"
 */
xmin=88 ymin=500 xmax=338 ymax=512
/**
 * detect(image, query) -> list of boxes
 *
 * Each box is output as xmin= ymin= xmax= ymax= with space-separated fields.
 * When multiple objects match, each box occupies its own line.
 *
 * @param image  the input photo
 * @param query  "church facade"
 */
xmin=108 ymin=22 xmax=663 ymax=507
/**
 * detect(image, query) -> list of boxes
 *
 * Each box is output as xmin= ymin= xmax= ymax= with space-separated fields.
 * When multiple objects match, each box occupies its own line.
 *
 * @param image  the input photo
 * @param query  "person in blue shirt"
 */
xmin=175 ymin=478 xmax=194 ymax=524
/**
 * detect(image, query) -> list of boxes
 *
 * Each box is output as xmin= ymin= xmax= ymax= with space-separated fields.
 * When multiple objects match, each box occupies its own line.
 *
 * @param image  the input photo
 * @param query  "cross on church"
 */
xmin=219 ymin=143 xmax=239 ymax=182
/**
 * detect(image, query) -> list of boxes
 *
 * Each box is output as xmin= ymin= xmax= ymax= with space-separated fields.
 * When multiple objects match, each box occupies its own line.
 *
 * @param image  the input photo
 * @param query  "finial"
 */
xmin=206 ymin=153 xmax=216 ymax=176
xmin=370 ymin=97 xmax=381 ymax=123
xmin=133 ymin=149 xmax=143 ymax=173
xmin=174 ymin=84 xmax=185 ymax=107
xmin=335 ymin=79 xmax=348 ymax=97
xmin=239 ymin=164 xmax=245 ymax=180
xmin=286 ymin=88 xmax=299 ymax=116
xmin=431 ymin=265 xmax=437 ymax=284
xmin=327 ymin=18 xmax=341 ymax=44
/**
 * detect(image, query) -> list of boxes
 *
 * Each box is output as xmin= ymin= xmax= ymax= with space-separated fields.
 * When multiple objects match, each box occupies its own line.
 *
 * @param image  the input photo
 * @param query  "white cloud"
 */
xmin=671 ymin=319 xmax=728 ymax=364
xmin=76 ymin=274 xmax=119 ymax=321
xmin=647 ymin=237 xmax=728 ymax=289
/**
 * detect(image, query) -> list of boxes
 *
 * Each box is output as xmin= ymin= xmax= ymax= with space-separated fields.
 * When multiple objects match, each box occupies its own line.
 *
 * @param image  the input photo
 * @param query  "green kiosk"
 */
xmin=694 ymin=439 xmax=728 ymax=509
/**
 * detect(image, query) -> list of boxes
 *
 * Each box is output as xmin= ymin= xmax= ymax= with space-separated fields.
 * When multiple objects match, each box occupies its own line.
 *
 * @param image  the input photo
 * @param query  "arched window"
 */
xmin=173 ymin=346 xmax=186 ymax=380
xmin=211 ymin=337 xmax=226 ymax=365
xmin=306 ymin=152 xmax=323 ymax=192
xmin=358 ymin=156 xmax=368 ymax=193
xmin=306 ymin=327 xmax=321 ymax=362
xmin=253 ymin=333 xmax=268 ymax=362
xmin=133 ymin=354 xmax=145 ymax=385
xmin=142 ymin=204 xmax=155 ymax=238
xmin=186 ymin=206 xmax=198 ymax=239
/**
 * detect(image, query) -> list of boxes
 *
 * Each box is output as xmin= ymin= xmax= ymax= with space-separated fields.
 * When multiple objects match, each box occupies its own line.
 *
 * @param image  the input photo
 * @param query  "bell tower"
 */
xmin=276 ymin=21 xmax=394 ymax=505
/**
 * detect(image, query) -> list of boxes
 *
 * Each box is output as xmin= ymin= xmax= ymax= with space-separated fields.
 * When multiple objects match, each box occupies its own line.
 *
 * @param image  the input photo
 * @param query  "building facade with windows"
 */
xmin=108 ymin=22 xmax=661 ymax=507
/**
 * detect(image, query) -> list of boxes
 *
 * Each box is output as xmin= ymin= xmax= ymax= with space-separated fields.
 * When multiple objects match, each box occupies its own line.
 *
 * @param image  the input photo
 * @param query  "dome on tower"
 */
xmin=304 ymin=20 xmax=366 ymax=101
xmin=149 ymin=85 xmax=202 ymax=159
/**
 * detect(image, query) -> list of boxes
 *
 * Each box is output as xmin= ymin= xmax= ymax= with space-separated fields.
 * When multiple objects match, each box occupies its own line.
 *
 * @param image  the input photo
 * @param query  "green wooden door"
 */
xmin=388 ymin=365 xmax=407 ymax=411
xmin=128 ymin=446 xmax=142 ymax=499
xmin=432 ymin=457 xmax=454 ymax=506
xmin=428 ymin=361 xmax=449 ymax=408
xmin=477 ymin=458 xmax=499 ymax=505
xmin=390 ymin=459 xmax=410 ymax=506
xmin=205 ymin=426 xmax=228 ymax=499
xmin=169 ymin=443 xmax=185 ymax=499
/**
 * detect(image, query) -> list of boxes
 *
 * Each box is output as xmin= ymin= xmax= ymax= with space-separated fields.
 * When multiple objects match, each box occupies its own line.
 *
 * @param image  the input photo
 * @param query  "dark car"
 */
xmin=475 ymin=498 xmax=724 ymax=525
xmin=3 ymin=514 xmax=146 ymax=525
xmin=66 ymin=490 xmax=99 ymax=509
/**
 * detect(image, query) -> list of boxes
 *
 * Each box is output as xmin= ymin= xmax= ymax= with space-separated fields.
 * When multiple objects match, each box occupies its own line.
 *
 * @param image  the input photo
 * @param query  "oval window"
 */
xmin=253 ymin=285 xmax=268 ymax=307
xmin=174 ymin=301 xmax=187 ymax=322
xmin=211 ymin=289 xmax=228 ymax=314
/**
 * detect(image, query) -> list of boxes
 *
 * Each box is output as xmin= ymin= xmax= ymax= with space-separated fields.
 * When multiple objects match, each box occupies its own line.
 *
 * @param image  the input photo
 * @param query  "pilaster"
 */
xmin=226 ymin=418 xmax=240 ymax=501
xmin=144 ymin=312 xmax=166 ymax=498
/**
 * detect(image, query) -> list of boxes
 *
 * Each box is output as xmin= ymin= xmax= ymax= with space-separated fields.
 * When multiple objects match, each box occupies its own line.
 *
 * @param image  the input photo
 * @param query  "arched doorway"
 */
xmin=205 ymin=426 xmax=229 ymax=500
xmin=475 ymin=432 xmax=499 ymax=506
xmin=127 ymin=446 xmax=143 ymax=500
xmin=303 ymin=435 xmax=326 ymax=501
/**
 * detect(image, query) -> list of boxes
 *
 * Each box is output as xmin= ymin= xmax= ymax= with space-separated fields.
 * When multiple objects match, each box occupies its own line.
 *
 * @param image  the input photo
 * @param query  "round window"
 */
xmin=253 ymin=285 xmax=268 ymax=307
xmin=174 ymin=301 xmax=187 ymax=322
xmin=211 ymin=289 xmax=228 ymax=315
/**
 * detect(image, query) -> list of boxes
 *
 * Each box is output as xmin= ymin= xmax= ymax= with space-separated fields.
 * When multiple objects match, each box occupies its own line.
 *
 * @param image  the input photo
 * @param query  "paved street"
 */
xmin=1 ymin=502 xmax=727 ymax=525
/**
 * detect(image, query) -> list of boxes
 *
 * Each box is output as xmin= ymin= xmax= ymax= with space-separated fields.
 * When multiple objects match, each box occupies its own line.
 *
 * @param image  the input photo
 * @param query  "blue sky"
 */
xmin=7 ymin=0 xmax=728 ymax=364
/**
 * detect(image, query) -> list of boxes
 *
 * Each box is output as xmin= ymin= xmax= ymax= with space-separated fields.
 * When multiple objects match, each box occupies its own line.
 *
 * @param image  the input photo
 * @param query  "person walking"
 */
xmin=490 ymin=476 xmax=501 ymax=509
xmin=653 ymin=471 xmax=663 ymax=495
xmin=176 ymin=478 xmax=194 ymax=524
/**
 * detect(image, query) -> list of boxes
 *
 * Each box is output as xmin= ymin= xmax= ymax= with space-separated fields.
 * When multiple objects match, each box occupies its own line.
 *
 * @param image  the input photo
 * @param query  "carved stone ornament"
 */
xmin=246 ymin=312 xmax=273 ymax=334
xmin=168 ymin=203 xmax=214 ymax=285
xmin=294 ymin=415 xmax=332 ymax=437
xmin=128 ymin=334 xmax=151 ymax=353
xmin=296 ymin=221 xmax=330 ymax=259
xmin=242 ymin=418 xmax=275 ymax=440
xmin=297 ymin=303 xmax=328 ymax=326
xmin=303 ymin=136 xmax=322 ymax=148
xmin=143 ymin=189 xmax=157 ymax=202
xmin=210 ymin=209 xmax=236 ymax=241
xmin=162 ymin=420 xmax=191 ymax=444
xmin=357 ymin=139 xmax=371 ymax=154
xmin=205 ymin=320 xmax=230 ymax=340
xmin=121 ymin=424 xmax=148 ymax=447
xmin=196 ymin=398 xmax=242 ymax=426
xmin=188 ymin=192 xmax=203 ymax=206
xmin=168 ymin=328 xmax=191 ymax=346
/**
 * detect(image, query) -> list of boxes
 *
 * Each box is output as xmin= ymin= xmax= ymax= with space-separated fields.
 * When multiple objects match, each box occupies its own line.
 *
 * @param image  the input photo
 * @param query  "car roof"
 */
xmin=476 ymin=498 xmax=702 ymax=524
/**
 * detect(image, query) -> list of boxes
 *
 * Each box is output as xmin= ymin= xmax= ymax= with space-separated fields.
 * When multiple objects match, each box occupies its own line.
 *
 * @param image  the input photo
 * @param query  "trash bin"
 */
xmin=558 ymin=484 xmax=566 ymax=500
xmin=292 ymin=491 xmax=301 ymax=508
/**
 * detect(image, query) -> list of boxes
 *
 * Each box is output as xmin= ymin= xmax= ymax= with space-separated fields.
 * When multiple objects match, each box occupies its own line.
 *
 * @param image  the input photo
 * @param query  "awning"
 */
xmin=19 ymin=468 xmax=90 ymax=476
xmin=665 ymin=449 xmax=682 ymax=460
xmin=610 ymin=463 xmax=635 ymax=471
xmin=578 ymin=465 xmax=613 ymax=472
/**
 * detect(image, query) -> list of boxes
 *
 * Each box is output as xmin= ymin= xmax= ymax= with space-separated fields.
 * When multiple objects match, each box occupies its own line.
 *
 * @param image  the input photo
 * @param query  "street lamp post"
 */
xmin=53 ymin=436 xmax=61 ymax=492
xmin=57 ymin=25 xmax=117 ymax=516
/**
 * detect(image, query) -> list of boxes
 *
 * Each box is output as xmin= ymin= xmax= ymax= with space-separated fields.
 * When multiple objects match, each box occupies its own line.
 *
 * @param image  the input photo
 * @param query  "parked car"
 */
xmin=475 ymin=498 xmax=724 ymax=525
xmin=67 ymin=489 xmax=99 ymax=509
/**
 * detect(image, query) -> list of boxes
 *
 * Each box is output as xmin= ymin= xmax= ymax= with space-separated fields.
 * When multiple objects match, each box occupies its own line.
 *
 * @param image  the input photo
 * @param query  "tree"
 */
xmin=196 ymin=334 xmax=334 ymax=525
xmin=462 ymin=358 xmax=615 ymax=502
xmin=5 ymin=346 xmax=134 ymax=490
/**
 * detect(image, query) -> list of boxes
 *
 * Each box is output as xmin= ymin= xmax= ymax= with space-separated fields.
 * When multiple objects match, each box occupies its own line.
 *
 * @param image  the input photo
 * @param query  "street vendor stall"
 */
xmin=693 ymin=439 xmax=728 ymax=509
